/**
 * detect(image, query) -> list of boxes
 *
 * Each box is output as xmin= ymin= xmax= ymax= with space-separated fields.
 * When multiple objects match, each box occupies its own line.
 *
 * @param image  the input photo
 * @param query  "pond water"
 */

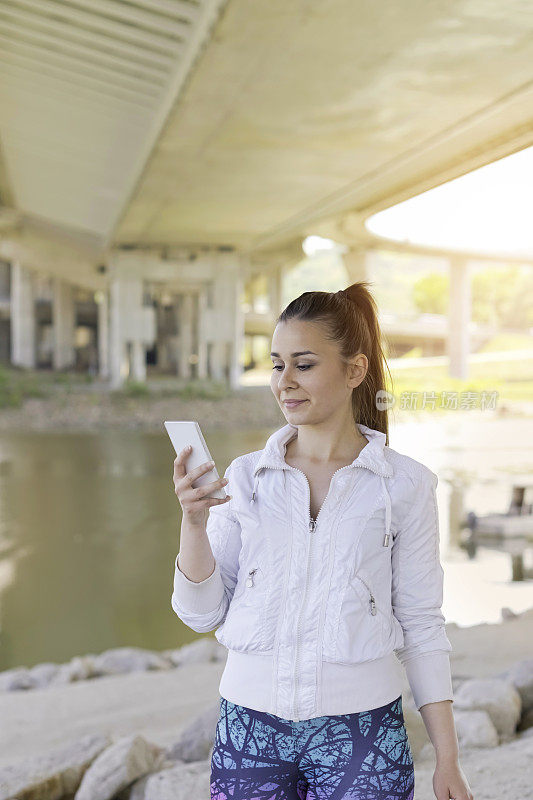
xmin=0 ymin=415 xmax=532 ymax=671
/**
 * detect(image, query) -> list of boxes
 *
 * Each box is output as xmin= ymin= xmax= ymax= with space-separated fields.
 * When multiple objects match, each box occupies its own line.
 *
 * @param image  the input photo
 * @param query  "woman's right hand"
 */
xmin=173 ymin=446 xmax=231 ymax=527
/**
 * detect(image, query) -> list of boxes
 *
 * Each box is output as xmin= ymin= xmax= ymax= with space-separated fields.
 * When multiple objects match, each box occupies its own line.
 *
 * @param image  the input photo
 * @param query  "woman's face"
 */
xmin=270 ymin=319 xmax=367 ymax=425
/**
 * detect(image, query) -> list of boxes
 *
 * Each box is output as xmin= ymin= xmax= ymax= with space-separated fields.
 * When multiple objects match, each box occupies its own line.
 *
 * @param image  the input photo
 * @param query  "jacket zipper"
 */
xmin=252 ymin=459 xmax=389 ymax=721
xmin=246 ymin=568 xmax=259 ymax=588
xmin=352 ymin=572 xmax=377 ymax=615
xmin=290 ymin=463 xmax=352 ymax=721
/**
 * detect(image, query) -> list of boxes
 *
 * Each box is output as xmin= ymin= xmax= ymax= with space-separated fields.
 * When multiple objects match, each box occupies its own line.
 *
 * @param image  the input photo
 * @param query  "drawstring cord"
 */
xmin=250 ymin=467 xmax=288 ymax=505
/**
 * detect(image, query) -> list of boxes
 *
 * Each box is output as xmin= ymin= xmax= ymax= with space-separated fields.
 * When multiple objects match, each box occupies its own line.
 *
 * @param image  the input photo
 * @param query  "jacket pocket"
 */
xmin=356 ymin=505 xmax=392 ymax=567
xmin=214 ymin=564 xmax=271 ymax=653
xmin=332 ymin=571 xmax=388 ymax=664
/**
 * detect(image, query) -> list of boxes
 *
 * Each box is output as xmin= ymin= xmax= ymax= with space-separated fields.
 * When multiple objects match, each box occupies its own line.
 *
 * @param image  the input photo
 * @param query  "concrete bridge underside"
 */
xmin=0 ymin=0 xmax=531 ymax=387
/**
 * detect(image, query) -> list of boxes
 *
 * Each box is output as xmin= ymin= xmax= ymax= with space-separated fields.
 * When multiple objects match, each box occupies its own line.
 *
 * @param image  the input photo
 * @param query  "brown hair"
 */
xmin=276 ymin=281 xmax=393 ymax=445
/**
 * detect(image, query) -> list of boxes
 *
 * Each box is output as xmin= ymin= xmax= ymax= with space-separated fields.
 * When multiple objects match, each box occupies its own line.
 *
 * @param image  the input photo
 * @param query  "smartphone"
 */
xmin=164 ymin=420 xmax=227 ymax=500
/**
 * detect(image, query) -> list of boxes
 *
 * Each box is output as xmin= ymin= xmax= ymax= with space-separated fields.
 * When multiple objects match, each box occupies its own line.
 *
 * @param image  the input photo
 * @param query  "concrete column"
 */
xmin=209 ymin=340 xmax=225 ymax=381
xmin=97 ymin=289 xmax=109 ymax=379
xmin=109 ymin=276 xmax=127 ymax=389
xmin=196 ymin=288 xmax=208 ymax=379
xmin=231 ymin=257 xmax=245 ymax=390
xmin=447 ymin=255 xmax=470 ymax=380
xmin=10 ymin=260 xmax=36 ymax=368
xmin=131 ymin=339 xmax=146 ymax=382
xmin=52 ymin=277 xmax=76 ymax=370
xmin=342 ymin=248 xmax=371 ymax=283
xmin=177 ymin=293 xmax=194 ymax=379
xmin=109 ymin=269 xmax=147 ymax=389
xmin=156 ymin=319 xmax=170 ymax=371
xmin=155 ymin=297 xmax=174 ymax=372
xmin=267 ymin=264 xmax=283 ymax=317
xmin=203 ymin=253 xmax=244 ymax=387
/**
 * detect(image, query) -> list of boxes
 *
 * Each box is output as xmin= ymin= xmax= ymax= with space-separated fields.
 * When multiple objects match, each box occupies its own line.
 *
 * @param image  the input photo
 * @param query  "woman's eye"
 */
xmin=271 ymin=365 xmax=312 ymax=371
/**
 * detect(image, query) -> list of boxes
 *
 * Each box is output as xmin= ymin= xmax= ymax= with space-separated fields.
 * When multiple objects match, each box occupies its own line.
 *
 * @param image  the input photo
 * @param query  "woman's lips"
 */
xmin=284 ymin=400 xmax=307 ymax=407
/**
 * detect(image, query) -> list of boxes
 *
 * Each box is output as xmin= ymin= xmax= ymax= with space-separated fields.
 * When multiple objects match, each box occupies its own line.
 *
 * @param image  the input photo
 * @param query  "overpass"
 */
xmin=0 ymin=0 xmax=532 ymax=386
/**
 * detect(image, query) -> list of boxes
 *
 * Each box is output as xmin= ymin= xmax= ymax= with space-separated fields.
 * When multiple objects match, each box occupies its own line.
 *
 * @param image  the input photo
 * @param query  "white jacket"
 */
xmin=171 ymin=422 xmax=454 ymax=721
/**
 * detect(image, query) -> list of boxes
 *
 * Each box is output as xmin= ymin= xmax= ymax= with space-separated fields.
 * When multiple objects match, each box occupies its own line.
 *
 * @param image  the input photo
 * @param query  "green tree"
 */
xmin=413 ymin=273 xmax=449 ymax=314
xmin=472 ymin=266 xmax=533 ymax=329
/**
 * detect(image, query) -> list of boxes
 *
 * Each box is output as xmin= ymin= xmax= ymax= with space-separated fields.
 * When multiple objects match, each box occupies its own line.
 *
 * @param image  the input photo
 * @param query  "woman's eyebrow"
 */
xmin=270 ymin=351 xmax=318 ymax=358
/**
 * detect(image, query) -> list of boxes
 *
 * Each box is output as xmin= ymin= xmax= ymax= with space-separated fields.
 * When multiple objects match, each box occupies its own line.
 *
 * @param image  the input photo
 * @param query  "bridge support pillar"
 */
xmin=97 ymin=289 xmax=109 ymax=379
xmin=447 ymin=255 xmax=471 ymax=380
xmin=342 ymin=248 xmax=372 ymax=283
xmin=108 ymin=263 xmax=156 ymax=389
xmin=52 ymin=277 xmax=76 ymax=370
xmin=10 ymin=260 xmax=36 ymax=369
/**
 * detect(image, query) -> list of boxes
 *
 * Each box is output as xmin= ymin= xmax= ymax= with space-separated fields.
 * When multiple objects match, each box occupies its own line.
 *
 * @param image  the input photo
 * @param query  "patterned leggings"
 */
xmin=210 ymin=694 xmax=415 ymax=800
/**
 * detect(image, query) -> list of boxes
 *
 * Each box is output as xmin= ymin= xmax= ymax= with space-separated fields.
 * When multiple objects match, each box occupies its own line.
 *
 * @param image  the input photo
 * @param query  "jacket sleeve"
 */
xmin=391 ymin=465 xmax=454 ymax=711
xmin=171 ymin=460 xmax=242 ymax=633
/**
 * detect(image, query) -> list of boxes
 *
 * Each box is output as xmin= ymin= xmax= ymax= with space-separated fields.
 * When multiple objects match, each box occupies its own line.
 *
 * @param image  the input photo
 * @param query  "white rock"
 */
xmin=75 ymin=734 xmax=166 ymax=800
xmin=518 ymin=707 xmax=533 ymax=733
xmin=0 ymin=668 xmax=36 ymax=692
xmin=494 ymin=658 xmax=533 ymax=714
xmin=501 ymin=606 xmax=519 ymax=621
xmin=172 ymin=639 xmax=221 ymax=666
xmin=0 ymin=733 xmax=110 ymax=800
xmin=92 ymin=648 xmax=172 ymax=677
xmin=452 ymin=709 xmax=499 ymax=748
xmin=166 ymin=701 xmax=220 ymax=762
xmin=49 ymin=656 xmax=97 ymax=686
xmin=212 ymin=643 xmax=228 ymax=663
xmin=454 ymin=678 xmax=522 ymax=741
xmin=126 ymin=759 xmax=210 ymax=800
xmin=28 ymin=662 xmax=61 ymax=689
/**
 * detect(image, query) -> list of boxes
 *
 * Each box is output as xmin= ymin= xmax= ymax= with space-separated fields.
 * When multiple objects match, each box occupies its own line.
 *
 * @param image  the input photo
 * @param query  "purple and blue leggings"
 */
xmin=210 ymin=694 xmax=415 ymax=799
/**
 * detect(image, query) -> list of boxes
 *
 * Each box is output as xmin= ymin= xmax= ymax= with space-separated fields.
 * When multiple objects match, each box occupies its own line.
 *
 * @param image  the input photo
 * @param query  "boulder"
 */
xmin=166 ymin=702 xmax=220 ymax=763
xmin=0 ymin=733 xmax=110 ymax=800
xmin=49 ymin=656 xmax=97 ymax=687
xmin=169 ymin=639 xmax=223 ymax=666
xmin=494 ymin=658 xmax=533 ymax=714
xmin=126 ymin=759 xmax=210 ymax=800
xmin=75 ymin=734 xmax=165 ymax=800
xmin=452 ymin=709 xmax=499 ymax=748
xmin=0 ymin=668 xmax=36 ymax=692
xmin=92 ymin=648 xmax=172 ymax=677
xmin=28 ymin=663 xmax=61 ymax=689
xmin=453 ymin=678 xmax=522 ymax=741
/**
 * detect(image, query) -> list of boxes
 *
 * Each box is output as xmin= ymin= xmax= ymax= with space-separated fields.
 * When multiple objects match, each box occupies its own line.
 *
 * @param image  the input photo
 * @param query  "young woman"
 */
xmin=172 ymin=283 xmax=474 ymax=800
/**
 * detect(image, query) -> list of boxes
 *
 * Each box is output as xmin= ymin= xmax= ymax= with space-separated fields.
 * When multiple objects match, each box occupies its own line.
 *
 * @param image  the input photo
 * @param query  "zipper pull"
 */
xmin=369 ymin=594 xmax=377 ymax=615
xmin=383 ymin=533 xmax=390 ymax=547
xmin=309 ymin=518 xmax=316 ymax=531
xmin=246 ymin=568 xmax=258 ymax=588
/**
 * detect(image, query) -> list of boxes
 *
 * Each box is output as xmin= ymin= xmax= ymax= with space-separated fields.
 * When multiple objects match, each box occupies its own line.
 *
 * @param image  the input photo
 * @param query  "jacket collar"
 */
xmin=253 ymin=422 xmax=393 ymax=478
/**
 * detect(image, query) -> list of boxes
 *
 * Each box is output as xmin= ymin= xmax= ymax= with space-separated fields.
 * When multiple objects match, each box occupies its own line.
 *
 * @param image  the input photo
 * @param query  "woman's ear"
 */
xmin=347 ymin=353 xmax=368 ymax=389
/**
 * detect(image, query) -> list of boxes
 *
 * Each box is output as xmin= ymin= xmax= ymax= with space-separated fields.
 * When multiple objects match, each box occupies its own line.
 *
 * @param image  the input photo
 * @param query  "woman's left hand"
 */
xmin=433 ymin=756 xmax=474 ymax=800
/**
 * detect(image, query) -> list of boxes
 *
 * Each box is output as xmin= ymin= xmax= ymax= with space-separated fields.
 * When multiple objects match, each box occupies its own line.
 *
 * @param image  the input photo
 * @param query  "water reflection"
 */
xmin=0 ymin=416 xmax=531 ymax=671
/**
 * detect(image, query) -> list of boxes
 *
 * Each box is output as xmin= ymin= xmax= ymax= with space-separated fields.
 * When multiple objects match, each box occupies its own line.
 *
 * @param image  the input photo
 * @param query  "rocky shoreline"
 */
xmin=1 ymin=608 xmax=533 ymax=799
xmin=0 ymin=379 xmax=531 ymax=434
xmin=0 ymin=384 xmax=286 ymax=433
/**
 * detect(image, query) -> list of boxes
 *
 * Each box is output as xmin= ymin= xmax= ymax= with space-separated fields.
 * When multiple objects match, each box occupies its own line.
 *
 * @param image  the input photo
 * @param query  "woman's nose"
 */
xmin=278 ymin=373 xmax=297 ymax=389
